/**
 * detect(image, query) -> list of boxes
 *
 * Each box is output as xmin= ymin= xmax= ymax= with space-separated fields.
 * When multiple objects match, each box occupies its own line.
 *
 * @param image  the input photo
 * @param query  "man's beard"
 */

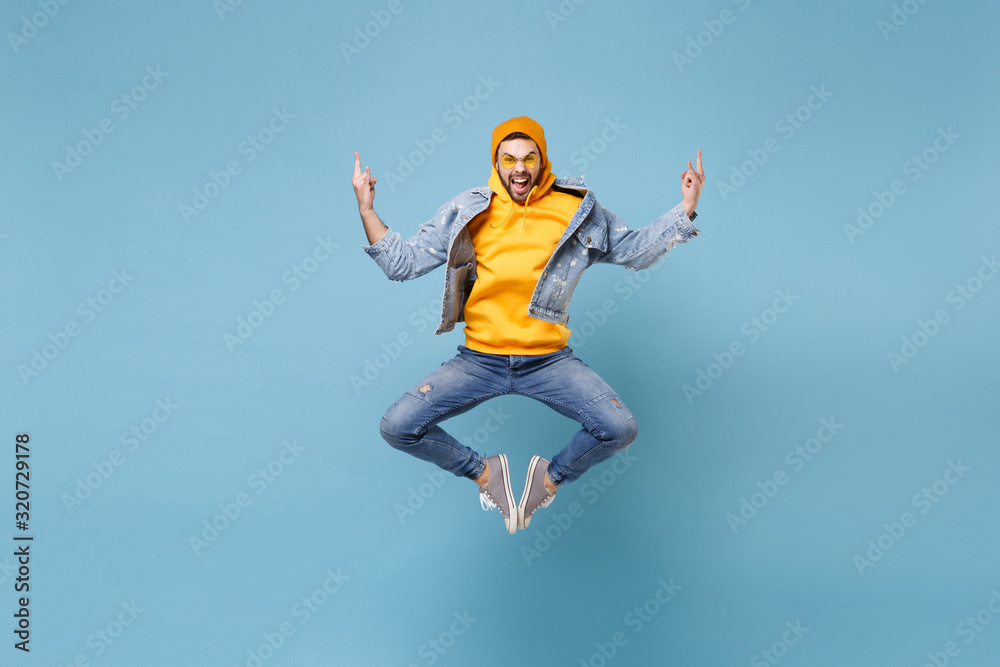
xmin=505 ymin=171 xmax=535 ymax=201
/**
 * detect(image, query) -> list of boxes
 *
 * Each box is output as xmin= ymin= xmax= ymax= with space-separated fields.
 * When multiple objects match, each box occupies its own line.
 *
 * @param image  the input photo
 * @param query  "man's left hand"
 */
xmin=681 ymin=149 xmax=705 ymax=218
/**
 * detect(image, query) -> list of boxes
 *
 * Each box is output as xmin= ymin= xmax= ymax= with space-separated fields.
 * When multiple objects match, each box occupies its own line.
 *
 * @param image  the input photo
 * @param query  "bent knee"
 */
xmin=612 ymin=415 xmax=639 ymax=446
xmin=379 ymin=417 xmax=402 ymax=447
xmin=379 ymin=414 xmax=413 ymax=449
xmin=379 ymin=398 xmax=425 ymax=449
xmin=379 ymin=402 xmax=406 ymax=445
xmin=595 ymin=393 xmax=638 ymax=445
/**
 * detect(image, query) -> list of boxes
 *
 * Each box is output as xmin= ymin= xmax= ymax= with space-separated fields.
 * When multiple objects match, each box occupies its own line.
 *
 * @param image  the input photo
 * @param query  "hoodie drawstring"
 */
xmin=491 ymin=183 xmax=539 ymax=230
xmin=521 ymin=185 xmax=538 ymax=229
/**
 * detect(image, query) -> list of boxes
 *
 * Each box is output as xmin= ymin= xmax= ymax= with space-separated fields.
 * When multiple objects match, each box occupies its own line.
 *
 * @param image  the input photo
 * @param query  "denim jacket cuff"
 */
xmin=675 ymin=205 xmax=701 ymax=238
xmin=362 ymin=228 xmax=397 ymax=256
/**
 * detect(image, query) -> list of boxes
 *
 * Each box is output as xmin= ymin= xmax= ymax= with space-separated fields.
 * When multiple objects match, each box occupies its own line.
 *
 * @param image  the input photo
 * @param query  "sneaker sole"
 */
xmin=517 ymin=455 xmax=543 ymax=530
xmin=497 ymin=454 xmax=517 ymax=535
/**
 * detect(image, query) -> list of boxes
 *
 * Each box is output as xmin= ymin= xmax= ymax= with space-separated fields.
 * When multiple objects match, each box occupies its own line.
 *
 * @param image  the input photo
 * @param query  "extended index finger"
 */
xmin=353 ymin=151 xmax=361 ymax=177
xmin=695 ymin=149 xmax=703 ymax=175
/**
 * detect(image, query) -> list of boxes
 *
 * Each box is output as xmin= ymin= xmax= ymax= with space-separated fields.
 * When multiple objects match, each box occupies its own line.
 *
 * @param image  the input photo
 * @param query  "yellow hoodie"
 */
xmin=462 ymin=117 xmax=583 ymax=355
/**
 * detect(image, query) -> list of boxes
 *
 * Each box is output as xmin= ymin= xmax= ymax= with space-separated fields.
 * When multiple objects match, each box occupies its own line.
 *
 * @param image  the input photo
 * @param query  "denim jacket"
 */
xmin=363 ymin=176 xmax=700 ymax=335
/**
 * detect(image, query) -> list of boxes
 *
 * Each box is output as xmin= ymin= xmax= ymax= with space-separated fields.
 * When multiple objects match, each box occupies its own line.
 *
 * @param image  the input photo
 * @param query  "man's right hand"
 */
xmin=352 ymin=151 xmax=377 ymax=212
xmin=353 ymin=151 xmax=389 ymax=245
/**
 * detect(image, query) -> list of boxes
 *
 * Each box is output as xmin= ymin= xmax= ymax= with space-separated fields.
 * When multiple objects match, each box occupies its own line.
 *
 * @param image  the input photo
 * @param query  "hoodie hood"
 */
xmin=488 ymin=116 xmax=556 ymax=227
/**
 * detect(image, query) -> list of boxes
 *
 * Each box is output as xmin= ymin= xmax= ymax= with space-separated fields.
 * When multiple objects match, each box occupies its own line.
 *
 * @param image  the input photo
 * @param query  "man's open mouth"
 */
xmin=511 ymin=176 xmax=530 ymax=194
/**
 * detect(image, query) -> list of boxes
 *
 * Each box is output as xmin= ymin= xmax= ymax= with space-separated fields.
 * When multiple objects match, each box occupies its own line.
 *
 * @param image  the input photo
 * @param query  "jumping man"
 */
xmin=353 ymin=116 xmax=705 ymax=534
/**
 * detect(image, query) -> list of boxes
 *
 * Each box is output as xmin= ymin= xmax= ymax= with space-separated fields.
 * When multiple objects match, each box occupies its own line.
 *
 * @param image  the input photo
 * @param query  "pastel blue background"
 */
xmin=2 ymin=0 xmax=998 ymax=665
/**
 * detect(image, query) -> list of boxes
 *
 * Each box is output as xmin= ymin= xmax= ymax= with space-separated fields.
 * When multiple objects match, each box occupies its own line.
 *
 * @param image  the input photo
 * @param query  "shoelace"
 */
xmin=479 ymin=490 xmax=499 ymax=512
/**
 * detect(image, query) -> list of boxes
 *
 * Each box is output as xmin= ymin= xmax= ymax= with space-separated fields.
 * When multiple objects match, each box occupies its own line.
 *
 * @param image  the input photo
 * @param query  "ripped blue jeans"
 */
xmin=379 ymin=345 xmax=638 ymax=485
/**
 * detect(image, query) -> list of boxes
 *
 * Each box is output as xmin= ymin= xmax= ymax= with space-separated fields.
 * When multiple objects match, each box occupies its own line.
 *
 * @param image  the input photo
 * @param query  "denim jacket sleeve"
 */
xmin=596 ymin=202 xmax=700 ymax=271
xmin=361 ymin=201 xmax=454 ymax=281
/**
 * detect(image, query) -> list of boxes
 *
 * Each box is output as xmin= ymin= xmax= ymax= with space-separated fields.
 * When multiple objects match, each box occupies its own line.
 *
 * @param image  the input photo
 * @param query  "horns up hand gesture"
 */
xmin=353 ymin=151 xmax=377 ymax=213
xmin=352 ymin=151 xmax=388 ymax=245
xmin=681 ymin=149 xmax=705 ymax=219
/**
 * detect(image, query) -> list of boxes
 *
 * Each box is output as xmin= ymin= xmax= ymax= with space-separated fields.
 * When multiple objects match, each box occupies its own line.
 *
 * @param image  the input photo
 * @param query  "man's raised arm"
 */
xmin=352 ymin=151 xmax=388 ymax=245
xmin=352 ymin=152 xmax=453 ymax=282
xmin=598 ymin=150 xmax=707 ymax=270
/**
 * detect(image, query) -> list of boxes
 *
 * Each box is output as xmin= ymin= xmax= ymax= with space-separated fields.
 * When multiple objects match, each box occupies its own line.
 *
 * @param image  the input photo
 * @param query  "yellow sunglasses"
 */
xmin=498 ymin=153 xmax=539 ymax=169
